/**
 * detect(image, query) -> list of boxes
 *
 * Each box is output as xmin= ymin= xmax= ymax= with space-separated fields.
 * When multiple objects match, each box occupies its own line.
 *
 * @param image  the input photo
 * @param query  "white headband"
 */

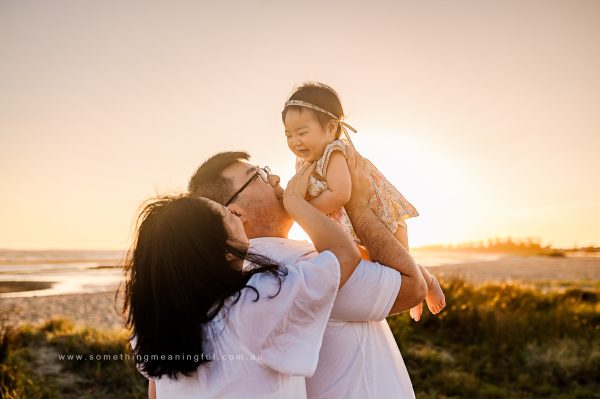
xmin=284 ymin=100 xmax=357 ymax=148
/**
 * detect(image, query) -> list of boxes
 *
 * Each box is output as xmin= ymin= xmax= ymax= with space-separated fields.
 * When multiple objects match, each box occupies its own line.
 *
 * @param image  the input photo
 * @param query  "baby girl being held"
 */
xmin=282 ymin=82 xmax=446 ymax=320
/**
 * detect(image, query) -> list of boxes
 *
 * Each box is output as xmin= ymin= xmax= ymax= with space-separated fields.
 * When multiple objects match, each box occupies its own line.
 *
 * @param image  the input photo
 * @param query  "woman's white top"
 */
xmin=147 ymin=250 xmax=340 ymax=399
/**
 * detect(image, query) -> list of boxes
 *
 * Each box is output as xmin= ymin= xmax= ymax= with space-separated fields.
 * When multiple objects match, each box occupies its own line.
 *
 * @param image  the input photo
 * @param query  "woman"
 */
xmin=123 ymin=163 xmax=360 ymax=398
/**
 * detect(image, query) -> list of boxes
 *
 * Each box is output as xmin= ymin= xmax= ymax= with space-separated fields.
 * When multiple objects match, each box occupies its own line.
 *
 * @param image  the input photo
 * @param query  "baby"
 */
xmin=282 ymin=82 xmax=445 ymax=321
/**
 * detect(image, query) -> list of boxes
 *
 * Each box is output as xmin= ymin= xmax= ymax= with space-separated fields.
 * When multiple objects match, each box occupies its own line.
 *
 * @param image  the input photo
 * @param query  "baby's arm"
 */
xmin=310 ymin=151 xmax=352 ymax=215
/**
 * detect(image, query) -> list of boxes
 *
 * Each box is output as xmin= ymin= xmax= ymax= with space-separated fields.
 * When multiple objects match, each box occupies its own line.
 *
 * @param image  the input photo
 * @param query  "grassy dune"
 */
xmin=0 ymin=319 xmax=146 ymax=399
xmin=1 ymin=279 xmax=599 ymax=398
xmin=390 ymin=279 xmax=600 ymax=398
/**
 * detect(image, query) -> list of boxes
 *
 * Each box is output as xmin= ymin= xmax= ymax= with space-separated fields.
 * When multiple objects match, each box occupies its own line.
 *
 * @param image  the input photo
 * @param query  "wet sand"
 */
xmin=0 ymin=281 xmax=54 ymax=294
xmin=1 ymin=256 xmax=599 ymax=329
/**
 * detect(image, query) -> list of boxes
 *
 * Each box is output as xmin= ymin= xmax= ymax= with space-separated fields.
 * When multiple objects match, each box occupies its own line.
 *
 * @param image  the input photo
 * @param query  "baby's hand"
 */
xmin=283 ymin=162 xmax=315 ymax=203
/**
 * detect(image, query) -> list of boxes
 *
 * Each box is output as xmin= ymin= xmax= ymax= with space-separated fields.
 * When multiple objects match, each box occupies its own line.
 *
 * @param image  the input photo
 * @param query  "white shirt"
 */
xmin=143 ymin=250 xmax=340 ymax=399
xmin=250 ymin=237 xmax=415 ymax=399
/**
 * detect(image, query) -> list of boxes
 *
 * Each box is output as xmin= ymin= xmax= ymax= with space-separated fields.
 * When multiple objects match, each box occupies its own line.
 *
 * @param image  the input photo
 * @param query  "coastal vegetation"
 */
xmin=1 ymin=279 xmax=599 ymax=398
xmin=0 ymin=317 xmax=145 ymax=399
xmin=390 ymin=279 xmax=600 ymax=398
xmin=415 ymin=237 xmax=600 ymax=257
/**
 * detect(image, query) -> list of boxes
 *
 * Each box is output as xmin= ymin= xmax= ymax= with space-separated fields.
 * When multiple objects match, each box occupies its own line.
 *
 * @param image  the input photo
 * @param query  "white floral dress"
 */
xmin=297 ymin=139 xmax=419 ymax=244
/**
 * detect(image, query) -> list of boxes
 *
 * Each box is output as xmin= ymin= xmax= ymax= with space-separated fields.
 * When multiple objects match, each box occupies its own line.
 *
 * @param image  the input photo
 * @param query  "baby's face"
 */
xmin=284 ymin=109 xmax=336 ymax=162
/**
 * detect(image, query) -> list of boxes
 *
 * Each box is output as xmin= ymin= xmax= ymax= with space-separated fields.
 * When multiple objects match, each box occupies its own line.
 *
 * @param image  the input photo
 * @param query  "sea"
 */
xmin=0 ymin=250 xmax=126 ymax=298
xmin=0 ymin=249 xmax=503 ymax=298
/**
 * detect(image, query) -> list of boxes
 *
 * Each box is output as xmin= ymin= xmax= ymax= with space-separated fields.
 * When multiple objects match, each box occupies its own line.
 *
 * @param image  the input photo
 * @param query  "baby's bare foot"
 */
xmin=410 ymin=302 xmax=423 ymax=322
xmin=426 ymin=274 xmax=446 ymax=314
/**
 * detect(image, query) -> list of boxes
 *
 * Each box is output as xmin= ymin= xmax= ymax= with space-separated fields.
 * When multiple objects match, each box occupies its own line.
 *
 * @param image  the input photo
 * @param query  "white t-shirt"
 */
xmin=139 ymin=250 xmax=340 ymax=399
xmin=250 ymin=237 xmax=415 ymax=399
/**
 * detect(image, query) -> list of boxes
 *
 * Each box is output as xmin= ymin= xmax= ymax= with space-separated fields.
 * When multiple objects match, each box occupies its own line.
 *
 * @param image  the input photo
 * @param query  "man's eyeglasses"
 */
xmin=225 ymin=166 xmax=271 ymax=206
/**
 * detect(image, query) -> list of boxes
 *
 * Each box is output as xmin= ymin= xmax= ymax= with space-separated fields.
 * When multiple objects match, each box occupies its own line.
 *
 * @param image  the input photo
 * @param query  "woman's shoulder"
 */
xmin=242 ymin=251 xmax=339 ymax=302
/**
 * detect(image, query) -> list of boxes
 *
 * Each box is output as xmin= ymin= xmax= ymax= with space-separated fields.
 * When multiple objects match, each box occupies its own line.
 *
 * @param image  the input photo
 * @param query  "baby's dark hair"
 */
xmin=282 ymin=82 xmax=345 ymax=139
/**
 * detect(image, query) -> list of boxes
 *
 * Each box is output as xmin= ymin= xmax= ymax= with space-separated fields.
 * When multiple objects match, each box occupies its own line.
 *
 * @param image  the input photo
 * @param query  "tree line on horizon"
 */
xmin=414 ymin=237 xmax=600 ymax=254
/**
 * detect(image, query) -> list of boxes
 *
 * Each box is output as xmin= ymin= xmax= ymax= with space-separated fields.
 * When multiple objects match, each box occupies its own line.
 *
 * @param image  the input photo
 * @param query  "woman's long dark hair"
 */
xmin=122 ymin=195 xmax=285 ymax=379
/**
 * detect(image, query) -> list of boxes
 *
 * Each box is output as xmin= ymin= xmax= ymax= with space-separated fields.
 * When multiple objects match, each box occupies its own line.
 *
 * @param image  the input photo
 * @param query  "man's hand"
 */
xmin=345 ymin=146 xmax=371 ymax=210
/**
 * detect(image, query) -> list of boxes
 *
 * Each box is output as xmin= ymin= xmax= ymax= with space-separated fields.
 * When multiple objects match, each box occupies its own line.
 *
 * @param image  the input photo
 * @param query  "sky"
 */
xmin=1 ymin=0 xmax=599 ymax=250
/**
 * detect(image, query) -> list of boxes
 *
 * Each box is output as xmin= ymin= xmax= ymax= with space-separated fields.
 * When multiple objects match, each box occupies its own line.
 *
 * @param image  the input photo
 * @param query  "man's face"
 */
xmin=221 ymin=161 xmax=293 ymax=239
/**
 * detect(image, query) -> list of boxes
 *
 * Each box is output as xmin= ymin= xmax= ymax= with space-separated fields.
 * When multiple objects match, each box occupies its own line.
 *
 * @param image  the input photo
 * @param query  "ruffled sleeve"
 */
xmin=314 ymin=140 xmax=349 ymax=179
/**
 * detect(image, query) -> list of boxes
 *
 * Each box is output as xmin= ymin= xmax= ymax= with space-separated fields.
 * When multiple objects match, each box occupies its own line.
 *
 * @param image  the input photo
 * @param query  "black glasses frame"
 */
xmin=225 ymin=166 xmax=270 ymax=206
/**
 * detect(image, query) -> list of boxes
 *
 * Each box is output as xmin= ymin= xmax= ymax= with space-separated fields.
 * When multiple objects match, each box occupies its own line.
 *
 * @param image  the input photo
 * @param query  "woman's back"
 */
xmin=150 ymin=251 xmax=340 ymax=399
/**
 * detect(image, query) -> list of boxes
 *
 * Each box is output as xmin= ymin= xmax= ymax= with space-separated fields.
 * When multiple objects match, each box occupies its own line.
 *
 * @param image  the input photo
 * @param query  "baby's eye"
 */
xmin=299 ymin=132 xmax=308 ymax=136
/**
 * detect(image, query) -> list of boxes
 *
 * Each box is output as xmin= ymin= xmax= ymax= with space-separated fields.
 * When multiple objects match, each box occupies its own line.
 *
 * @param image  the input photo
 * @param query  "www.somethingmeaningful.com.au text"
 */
xmin=57 ymin=353 xmax=263 ymax=362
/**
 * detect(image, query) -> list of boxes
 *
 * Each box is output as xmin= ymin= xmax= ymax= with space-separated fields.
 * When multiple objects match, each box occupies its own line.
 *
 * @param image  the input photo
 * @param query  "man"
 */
xmin=188 ymin=149 xmax=428 ymax=398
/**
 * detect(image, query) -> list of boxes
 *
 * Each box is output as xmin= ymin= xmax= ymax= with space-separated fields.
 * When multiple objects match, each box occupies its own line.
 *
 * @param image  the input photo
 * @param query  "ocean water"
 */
xmin=0 ymin=249 xmax=502 ymax=298
xmin=0 ymin=250 xmax=126 ymax=298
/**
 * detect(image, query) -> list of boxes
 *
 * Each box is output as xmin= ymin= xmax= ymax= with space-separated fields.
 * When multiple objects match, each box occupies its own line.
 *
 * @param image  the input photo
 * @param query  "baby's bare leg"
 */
xmin=394 ymin=225 xmax=446 ymax=320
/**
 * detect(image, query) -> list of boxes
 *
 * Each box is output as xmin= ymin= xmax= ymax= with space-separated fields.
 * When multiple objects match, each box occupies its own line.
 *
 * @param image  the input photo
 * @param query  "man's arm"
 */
xmin=344 ymin=150 xmax=427 ymax=313
xmin=395 ymin=224 xmax=409 ymax=250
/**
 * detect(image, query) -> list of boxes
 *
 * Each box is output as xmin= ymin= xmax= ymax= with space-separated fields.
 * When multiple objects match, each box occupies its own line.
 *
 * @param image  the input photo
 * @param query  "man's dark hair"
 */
xmin=188 ymin=151 xmax=250 ymax=204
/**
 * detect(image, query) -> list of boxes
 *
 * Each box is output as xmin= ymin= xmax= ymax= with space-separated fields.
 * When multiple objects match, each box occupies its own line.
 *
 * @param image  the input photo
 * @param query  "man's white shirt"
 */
xmin=250 ymin=237 xmax=416 ymax=399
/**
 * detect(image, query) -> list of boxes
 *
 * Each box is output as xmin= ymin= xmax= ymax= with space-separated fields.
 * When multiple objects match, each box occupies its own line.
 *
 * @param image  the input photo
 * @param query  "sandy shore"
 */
xmin=1 ymin=291 xmax=125 ymax=330
xmin=433 ymin=255 xmax=600 ymax=284
xmin=2 ymin=256 xmax=599 ymax=330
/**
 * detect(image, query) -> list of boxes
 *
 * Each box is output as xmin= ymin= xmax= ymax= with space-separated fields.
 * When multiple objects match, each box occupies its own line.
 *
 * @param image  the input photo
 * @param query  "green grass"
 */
xmin=389 ymin=279 xmax=600 ymax=398
xmin=0 ymin=318 xmax=146 ymax=399
xmin=1 ymin=279 xmax=599 ymax=398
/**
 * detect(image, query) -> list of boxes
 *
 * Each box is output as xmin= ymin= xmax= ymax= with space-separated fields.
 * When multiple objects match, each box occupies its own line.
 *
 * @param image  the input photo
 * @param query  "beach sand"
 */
xmin=433 ymin=255 xmax=600 ymax=284
xmin=1 ymin=291 xmax=125 ymax=330
xmin=2 ymin=256 xmax=599 ymax=330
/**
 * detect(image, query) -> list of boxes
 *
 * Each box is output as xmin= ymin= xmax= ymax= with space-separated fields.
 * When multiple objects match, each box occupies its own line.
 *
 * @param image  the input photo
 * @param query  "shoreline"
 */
xmin=2 ymin=256 xmax=599 ymax=330
xmin=3 ymin=255 xmax=599 ymax=296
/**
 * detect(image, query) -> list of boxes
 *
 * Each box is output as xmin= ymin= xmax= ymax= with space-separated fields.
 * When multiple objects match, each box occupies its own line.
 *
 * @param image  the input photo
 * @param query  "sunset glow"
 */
xmin=1 ymin=1 xmax=598 ymax=249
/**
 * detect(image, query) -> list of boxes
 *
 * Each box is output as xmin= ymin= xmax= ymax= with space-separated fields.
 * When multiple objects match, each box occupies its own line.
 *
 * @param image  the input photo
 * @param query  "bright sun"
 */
xmin=280 ymin=129 xmax=486 ymax=247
